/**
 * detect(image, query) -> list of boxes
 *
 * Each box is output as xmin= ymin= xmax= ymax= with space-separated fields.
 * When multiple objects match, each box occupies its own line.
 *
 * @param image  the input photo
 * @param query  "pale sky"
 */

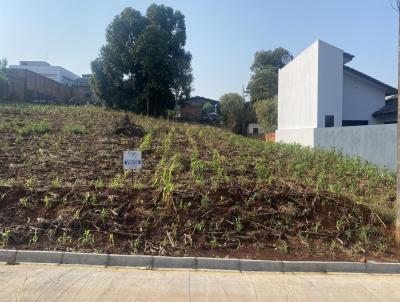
xmin=0 ymin=0 xmax=398 ymax=100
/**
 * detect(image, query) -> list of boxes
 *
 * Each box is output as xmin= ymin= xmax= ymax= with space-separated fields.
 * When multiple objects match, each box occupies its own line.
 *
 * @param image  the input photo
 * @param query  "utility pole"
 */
xmin=394 ymin=0 xmax=400 ymax=245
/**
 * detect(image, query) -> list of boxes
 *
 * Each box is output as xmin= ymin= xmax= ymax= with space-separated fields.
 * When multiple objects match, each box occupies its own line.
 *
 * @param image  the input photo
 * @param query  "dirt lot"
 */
xmin=0 ymin=104 xmax=398 ymax=261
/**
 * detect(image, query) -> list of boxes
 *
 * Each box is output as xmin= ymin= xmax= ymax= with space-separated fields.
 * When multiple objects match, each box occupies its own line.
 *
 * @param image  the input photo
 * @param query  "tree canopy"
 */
xmin=219 ymin=93 xmax=255 ymax=135
xmin=91 ymin=5 xmax=193 ymax=116
xmin=247 ymin=47 xmax=291 ymax=102
xmin=254 ymin=96 xmax=278 ymax=133
xmin=0 ymin=58 xmax=8 ymax=101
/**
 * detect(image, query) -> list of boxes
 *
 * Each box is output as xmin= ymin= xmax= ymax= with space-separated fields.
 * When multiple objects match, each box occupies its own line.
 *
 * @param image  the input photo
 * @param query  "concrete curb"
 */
xmin=1 ymin=249 xmax=399 ymax=274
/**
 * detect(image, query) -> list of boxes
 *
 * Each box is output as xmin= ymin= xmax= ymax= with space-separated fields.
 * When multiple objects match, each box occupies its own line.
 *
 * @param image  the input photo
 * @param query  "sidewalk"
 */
xmin=1 ymin=263 xmax=400 ymax=302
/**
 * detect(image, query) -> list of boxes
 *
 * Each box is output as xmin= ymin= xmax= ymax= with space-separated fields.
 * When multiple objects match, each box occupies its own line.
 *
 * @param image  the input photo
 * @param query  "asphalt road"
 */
xmin=1 ymin=263 xmax=400 ymax=301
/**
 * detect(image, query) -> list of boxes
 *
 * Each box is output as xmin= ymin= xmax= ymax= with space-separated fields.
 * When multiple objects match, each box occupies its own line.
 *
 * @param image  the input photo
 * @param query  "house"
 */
xmin=179 ymin=96 xmax=219 ymax=122
xmin=9 ymin=61 xmax=80 ymax=86
xmin=247 ymin=123 xmax=264 ymax=135
xmin=372 ymin=95 xmax=398 ymax=124
xmin=276 ymin=40 xmax=398 ymax=170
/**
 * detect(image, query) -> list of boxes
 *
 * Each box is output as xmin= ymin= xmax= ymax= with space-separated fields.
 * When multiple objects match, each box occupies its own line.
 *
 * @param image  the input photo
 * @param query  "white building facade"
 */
xmin=10 ymin=61 xmax=79 ymax=86
xmin=276 ymin=40 xmax=397 ymax=170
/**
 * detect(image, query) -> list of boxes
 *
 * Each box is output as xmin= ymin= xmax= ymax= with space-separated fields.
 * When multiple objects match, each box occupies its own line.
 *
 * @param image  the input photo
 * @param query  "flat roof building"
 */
xmin=10 ymin=61 xmax=79 ymax=86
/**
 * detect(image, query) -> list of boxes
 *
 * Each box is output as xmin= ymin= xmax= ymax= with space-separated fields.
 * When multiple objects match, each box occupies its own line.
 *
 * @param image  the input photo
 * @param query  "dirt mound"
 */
xmin=114 ymin=115 xmax=146 ymax=137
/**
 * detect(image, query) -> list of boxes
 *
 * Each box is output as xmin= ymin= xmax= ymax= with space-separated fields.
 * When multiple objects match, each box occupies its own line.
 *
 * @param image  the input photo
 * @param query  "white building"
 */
xmin=276 ymin=40 xmax=398 ymax=170
xmin=247 ymin=123 xmax=265 ymax=135
xmin=10 ymin=61 xmax=79 ymax=86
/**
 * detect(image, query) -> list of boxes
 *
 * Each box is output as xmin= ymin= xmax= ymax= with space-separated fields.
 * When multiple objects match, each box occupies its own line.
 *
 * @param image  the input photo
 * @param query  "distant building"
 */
xmin=372 ymin=95 xmax=398 ymax=124
xmin=180 ymin=96 xmax=219 ymax=122
xmin=9 ymin=61 xmax=80 ymax=86
xmin=247 ymin=123 xmax=264 ymax=135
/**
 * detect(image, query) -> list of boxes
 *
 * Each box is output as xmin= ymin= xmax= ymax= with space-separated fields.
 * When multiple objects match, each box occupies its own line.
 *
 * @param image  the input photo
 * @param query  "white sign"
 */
xmin=123 ymin=150 xmax=142 ymax=170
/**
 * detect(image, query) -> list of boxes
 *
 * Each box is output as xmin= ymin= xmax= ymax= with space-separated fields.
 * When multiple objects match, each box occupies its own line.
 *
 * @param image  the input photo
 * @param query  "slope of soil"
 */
xmin=0 ymin=104 xmax=397 ymax=261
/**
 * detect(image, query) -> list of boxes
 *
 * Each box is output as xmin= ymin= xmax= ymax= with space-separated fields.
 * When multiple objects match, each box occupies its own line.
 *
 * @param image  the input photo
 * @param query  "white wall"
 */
xmin=278 ymin=41 xmax=319 ymax=130
xmin=275 ymin=128 xmax=315 ymax=147
xmin=276 ymin=125 xmax=396 ymax=171
xmin=342 ymin=71 xmax=386 ymax=125
xmin=317 ymin=41 xmax=343 ymax=128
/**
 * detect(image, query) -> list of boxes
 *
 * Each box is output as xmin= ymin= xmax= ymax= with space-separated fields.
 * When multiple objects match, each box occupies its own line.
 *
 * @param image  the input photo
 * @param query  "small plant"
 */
xmin=51 ymin=177 xmax=61 ymax=188
xmin=63 ymin=123 xmax=87 ymax=135
xmin=100 ymin=208 xmax=108 ymax=224
xmin=1 ymin=228 xmax=10 ymax=247
xmin=92 ymin=179 xmax=105 ymax=190
xmin=275 ymin=240 xmax=289 ymax=254
xmin=29 ymin=229 xmax=38 ymax=245
xmin=83 ymin=192 xmax=97 ymax=205
xmin=234 ymin=216 xmax=243 ymax=232
xmin=17 ymin=122 xmax=52 ymax=136
xmin=43 ymin=195 xmax=52 ymax=209
xmin=210 ymin=236 xmax=218 ymax=249
xmin=19 ymin=197 xmax=31 ymax=208
xmin=140 ymin=132 xmax=153 ymax=151
xmin=57 ymin=232 xmax=72 ymax=245
xmin=200 ymin=195 xmax=210 ymax=209
xmin=25 ymin=177 xmax=39 ymax=191
xmin=79 ymin=229 xmax=95 ymax=246
xmin=109 ymin=174 xmax=124 ymax=189
xmin=108 ymin=233 xmax=115 ymax=247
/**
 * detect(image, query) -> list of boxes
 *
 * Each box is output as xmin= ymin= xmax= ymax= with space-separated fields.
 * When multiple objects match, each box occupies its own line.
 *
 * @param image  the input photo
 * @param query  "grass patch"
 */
xmin=16 ymin=122 xmax=52 ymax=136
xmin=63 ymin=123 xmax=87 ymax=135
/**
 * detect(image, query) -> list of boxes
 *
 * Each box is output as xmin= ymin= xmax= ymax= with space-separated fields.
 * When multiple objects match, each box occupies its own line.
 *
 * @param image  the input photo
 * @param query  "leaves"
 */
xmin=91 ymin=5 xmax=193 ymax=116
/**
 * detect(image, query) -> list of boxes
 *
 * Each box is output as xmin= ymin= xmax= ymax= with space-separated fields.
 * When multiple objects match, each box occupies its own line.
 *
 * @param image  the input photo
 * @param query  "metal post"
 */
xmin=396 ymin=6 xmax=400 ymax=245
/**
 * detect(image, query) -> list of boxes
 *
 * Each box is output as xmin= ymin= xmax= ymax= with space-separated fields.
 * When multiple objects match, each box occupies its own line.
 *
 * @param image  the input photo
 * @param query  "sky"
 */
xmin=0 ymin=0 xmax=398 ymax=100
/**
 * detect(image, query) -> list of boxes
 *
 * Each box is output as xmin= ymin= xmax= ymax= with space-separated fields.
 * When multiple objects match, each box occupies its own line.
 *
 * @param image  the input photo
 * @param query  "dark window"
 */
xmin=253 ymin=128 xmax=258 ymax=134
xmin=384 ymin=121 xmax=397 ymax=124
xmin=342 ymin=120 xmax=369 ymax=127
xmin=325 ymin=115 xmax=334 ymax=127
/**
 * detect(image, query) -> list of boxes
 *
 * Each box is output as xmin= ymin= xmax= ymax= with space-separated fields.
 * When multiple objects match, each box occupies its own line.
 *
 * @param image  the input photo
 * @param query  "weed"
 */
xmin=109 ymin=174 xmax=124 ymax=189
xmin=57 ymin=232 xmax=72 ymax=245
xmin=63 ymin=123 xmax=87 ymax=135
xmin=19 ymin=197 xmax=31 ymax=208
xmin=43 ymin=196 xmax=51 ymax=209
xmin=140 ymin=132 xmax=153 ymax=151
xmin=51 ymin=177 xmax=61 ymax=188
xmin=234 ymin=216 xmax=243 ymax=232
xmin=108 ymin=233 xmax=115 ymax=247
xmin=1 ymin=228 xmax=10 ymax=247
xmin=16 ymin=122 xmax=52 ymax=136
xmin=92 ymin=179 xmax=105 ymax=190
xmin=29 ymin=229 xmax=38 ymax=245
xmin=79 ymin=229 xmax=95 ymax=246
xmin=275 ymin=240 xmax=289 ymax=254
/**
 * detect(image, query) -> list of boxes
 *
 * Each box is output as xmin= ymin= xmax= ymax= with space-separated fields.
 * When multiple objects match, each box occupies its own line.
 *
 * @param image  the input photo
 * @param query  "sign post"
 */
xmin=123 ymin=150 xmax=142 ymax=185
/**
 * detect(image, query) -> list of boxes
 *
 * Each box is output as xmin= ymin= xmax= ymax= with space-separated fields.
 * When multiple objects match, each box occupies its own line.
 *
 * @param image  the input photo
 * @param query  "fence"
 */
xmin=276 ymin=124 xmax=397 ymax=171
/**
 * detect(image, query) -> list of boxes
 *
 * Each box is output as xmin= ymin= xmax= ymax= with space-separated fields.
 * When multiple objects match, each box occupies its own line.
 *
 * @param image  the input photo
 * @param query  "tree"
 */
xmin=90 ymin=5 xmax=193 ymax=116
xmin=219 ymin=93 xmax=255 ymax=134
xmin=254 ymin=96 xmax=278 ymax=133
xmin=247 ymin=47 xmax=291 ymax=102
xmin=0 ymin=58 xmax=8 ymax=101
xmin=202 ymin=102 xmax=214 ymax=114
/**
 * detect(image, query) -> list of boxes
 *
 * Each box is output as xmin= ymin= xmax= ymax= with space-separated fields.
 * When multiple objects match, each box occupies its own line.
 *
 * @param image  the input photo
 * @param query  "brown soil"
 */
xmin=0 ymin=105 xmax=397 ymax=262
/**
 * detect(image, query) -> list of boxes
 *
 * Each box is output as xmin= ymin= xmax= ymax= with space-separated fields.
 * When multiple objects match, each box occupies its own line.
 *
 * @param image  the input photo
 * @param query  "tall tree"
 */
xmin=0 ymin=58 xmax=8 ymax=101
xmin=90 ymin=5 xmax=193 ymax=116
xmin=220 ymin=93 xmax=255 ymax=135
xmin=254 ymin=96 xmax=278 ymax=133
xmin=247 ymin=47 xmax=291 ymax=102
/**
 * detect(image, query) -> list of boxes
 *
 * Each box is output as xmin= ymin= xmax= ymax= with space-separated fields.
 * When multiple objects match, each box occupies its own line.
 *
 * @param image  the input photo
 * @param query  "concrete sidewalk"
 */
xmin=1 ymin=263 xmax=400 ymax=302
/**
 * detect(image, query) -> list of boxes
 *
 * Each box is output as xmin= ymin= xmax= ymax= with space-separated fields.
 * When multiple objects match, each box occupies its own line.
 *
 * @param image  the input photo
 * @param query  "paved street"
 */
xmin=1 ymin=263 xmax=400 ymax=301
